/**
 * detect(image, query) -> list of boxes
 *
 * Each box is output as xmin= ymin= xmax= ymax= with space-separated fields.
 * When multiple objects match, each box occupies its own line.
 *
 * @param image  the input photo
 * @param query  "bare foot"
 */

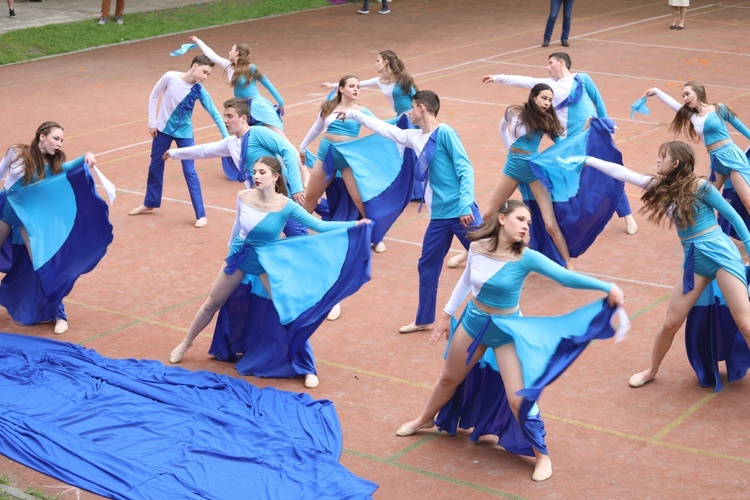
xmin=395 ymin=418 xmax=435 ymax=436
xmin=628 ymin=369 xmax=655 ymax=388
xmin=531 ymin=455 xmax=552 ymax=482
xmin=129 ymin=205 xmax=154 ymax=216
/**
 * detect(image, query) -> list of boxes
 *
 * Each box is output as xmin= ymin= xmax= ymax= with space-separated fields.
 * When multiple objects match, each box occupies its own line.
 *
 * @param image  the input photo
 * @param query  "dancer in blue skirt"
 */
xmin=395 ymin=199 xmax=624 ymax=482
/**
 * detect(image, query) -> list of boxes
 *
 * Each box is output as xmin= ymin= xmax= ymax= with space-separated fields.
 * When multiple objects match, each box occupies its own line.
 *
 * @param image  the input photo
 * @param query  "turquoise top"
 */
xmin=234 ymin=65 xmax=284 ymax=106
xmin=445 ymin=247 xmax=612 ymax=313
xmin=702 ymin=105 xmax=750 ymax=144
xmin=677 ymin=181 xmax=750 ymax=248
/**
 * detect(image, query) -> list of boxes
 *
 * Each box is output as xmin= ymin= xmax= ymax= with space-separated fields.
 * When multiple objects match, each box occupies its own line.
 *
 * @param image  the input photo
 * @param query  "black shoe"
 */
xmin=541 ymin=41 xmax=550 ymax=47
xmin=561 ymin=40 xmax=570 ymax=47
xmin=9 ymin=8 xmax=15 ymax=17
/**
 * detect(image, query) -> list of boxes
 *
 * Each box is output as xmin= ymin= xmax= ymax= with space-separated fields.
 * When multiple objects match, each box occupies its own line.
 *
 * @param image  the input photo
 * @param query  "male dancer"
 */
xmin=483 ymin=52 xmax=637 ymax=233
xmin=162 ymin=97 xmax=306 ymax=235
xmin=129 ymin=55 xmax=228 ymax=228
xmin=342 ymin=90 xmax=481 ymax=333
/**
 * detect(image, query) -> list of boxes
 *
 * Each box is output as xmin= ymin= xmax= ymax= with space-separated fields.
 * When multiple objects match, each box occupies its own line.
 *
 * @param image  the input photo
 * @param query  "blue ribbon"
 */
xmin=170 ymin=43 xmax=197 ymax=57
xmin=630 ymin=96 xmax=651 ymax=120
xmin=555 ymin=74 xmax=584 ymax=111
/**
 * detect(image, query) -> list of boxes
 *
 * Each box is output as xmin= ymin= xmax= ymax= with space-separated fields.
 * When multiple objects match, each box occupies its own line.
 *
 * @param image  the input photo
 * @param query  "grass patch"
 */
xmin=0 ymin=0 xmax=331 ymax=65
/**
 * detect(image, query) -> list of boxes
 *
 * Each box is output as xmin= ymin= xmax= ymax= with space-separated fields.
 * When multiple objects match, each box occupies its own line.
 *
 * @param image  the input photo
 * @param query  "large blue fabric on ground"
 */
xmin=523 ymin=117 xmax=625 ymax=266
xmin=685 ymin=275 xmax=750 ymax=392
xmin=0 ymin=333 xmax=377 ymax=499
xmin=437 ymin=300 xmax=619 ymax=455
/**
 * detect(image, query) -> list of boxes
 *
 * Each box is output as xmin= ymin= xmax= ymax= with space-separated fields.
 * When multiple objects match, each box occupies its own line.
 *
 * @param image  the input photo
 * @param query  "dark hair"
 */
xmin=229 ymin=42 xmax=262 ymax=87
xmin=255 ymin=156 xmax=288 ymax=197
xmin=549 ymin=52 xmax=572 ymax=70
xmin=191 ymin=55 xmax=215 ymax=68
xmin=379 ymin=50 xmax=418 ymax=94
xmin=19 ymin=121 xmax=66 ymax=186
xmin=508 ymin=83 xmax=563 ymax=139
xmin=468 ymin=200 xmax=529 ymax=254
xmin=641 ymin=141 xmax=700 ymax=230
xmin=413 ymin=90 xmax=440 ymax=116
xmin=224 ymin=97 xmax=251 ymax=121
xmin=320 ymin=75 xmax=358 ymax=119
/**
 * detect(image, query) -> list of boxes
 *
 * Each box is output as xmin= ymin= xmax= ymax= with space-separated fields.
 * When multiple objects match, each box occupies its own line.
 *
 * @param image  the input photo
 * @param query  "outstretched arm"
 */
xmin=645 ymin=88 xmax=682 ymax=113
xmin=482 ymin=74 xmax=542 ymax=88
xmin=344 ymin=109 xmax=418 ymax=149
xmin=585 ymin=157 xmax=651 ymax=189
xmin=189 ymin=36 xmax=232 ymax=73
xmin=167 ymin=139 xmax=231 ymax=161
xmin=299 ymin=114 xmax=326 ymax=155
xmin=719 ymin=104 xmax=750 ymax=141
xmin=525 ymin=250 xmax=625 ymax=307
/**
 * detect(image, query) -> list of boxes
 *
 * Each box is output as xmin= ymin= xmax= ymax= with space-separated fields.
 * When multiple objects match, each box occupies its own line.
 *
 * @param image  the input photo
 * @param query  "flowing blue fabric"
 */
xmin=321 ymin=116 xmax=415 ymax=244
xmin=209 ymin=277 xmax=317 ymax=378
xmin=255 ymin=223 xmax=372 ymax=357
xmin=0 ymin=164 xmax=113 ymax=322
xmin=525 ymin=117 xmax=626 ymax=265
xmin=169 ymin=43 xmax=197 ymax=56
xmin=0 ymin=333 xmax=377 ymax=499
xmin=436 ymin=300 xmax=618 ymax=456
xmin=717 ymin=149 xmax=750 ymax=239
xmin=630 ymin=96 xmax=651 ymax=120
xmin=0 ymin=191 xmax=11 ymax=271
xmin=684 ymin=272 xmax=750 ymax=392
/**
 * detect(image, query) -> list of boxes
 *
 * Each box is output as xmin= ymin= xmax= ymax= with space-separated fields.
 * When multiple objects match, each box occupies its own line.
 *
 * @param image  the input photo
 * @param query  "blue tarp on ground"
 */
xmin=0 ymin=333 xmax=377 ymax=499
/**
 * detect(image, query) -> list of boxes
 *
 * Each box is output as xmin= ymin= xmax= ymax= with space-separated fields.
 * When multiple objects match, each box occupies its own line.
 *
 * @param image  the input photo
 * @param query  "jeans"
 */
xmin=544 ymin=0 xmax=574 ymax=43
xmin=362 ymin=0 xmax=388 ymax=11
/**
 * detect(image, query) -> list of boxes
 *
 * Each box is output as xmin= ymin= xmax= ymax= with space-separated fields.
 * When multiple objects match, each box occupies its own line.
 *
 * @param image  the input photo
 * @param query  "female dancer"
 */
xmin=644 ymin=81 xmax=750 ymax=216
xmin=187 ymin=36 xmax=306 ymax=185
xmin=300 ymin=76 xmax=388 ymax=254
xmin=0 ymin=121 xmax=98 ymax=334
xmin=322 ymin=50 xmax=417 ymax=123
xmin=396 ymin=199 xmax=624 ymax=481
xmin=450 ymin=84 xmax=570 ymax=268
xmin=583 ymin=141 xmax=750 ymax=387
xmin=168 ymin=156 xmax=368 ymax=388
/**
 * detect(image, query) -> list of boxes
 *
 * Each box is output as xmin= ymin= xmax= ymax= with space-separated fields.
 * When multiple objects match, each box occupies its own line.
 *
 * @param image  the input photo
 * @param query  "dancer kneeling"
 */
xmin=396 ymin=199 xmax=624 ymax=481
xmin=583 ymin=141 xmax=750 ymax=388
xmin=169 ymin=156 xmax=369 ymax=388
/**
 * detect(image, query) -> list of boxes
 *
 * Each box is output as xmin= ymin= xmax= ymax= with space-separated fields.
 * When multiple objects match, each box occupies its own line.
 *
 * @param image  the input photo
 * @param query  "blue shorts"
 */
xmin=461 ymin=300 xmax=516 ymax=348
xmin=502 ymin=151 xmax=537 ymax=184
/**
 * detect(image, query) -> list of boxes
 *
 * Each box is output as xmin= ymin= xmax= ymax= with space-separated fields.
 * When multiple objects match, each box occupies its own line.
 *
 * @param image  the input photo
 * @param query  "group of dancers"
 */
xmin=2 ymin=38 xmax=750 ymax=483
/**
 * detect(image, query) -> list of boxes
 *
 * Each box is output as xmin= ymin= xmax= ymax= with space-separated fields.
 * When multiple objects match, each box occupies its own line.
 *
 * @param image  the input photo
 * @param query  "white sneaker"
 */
xmin=194 ymin=217 xmax=208 ymax=228
xmin=374 ymin=241 xmax=386 ymax=253
xmin=326 ymin=303 xmax=341 ymax=321
xmin=358 ymin=9 xmax=369 ymax=14
xmin=53 ymin=319 xmax=69 ymax=335
xmin=97 ymin=17 xmax=107 ymax=26
xmin=115 ymin=16 xmax=123 ymax=25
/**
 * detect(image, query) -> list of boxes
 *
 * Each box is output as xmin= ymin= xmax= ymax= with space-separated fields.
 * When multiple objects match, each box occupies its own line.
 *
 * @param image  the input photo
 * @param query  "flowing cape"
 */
xmin=685 ymin=273 xmax=750 ymax=391
xmin=717 ymin=147 xmax=750 ymax=239
xmin=524 ymin=118 xmax=625 ymax=265
xmin=209 ymin=276 xmax=317 ymax=378
xmin=248 ymin=223 xmax=372 ymax=358
xmin=0 ymin=333 xmax=378 ymax=499
xmin=437 ymin=300 xmax=620 ymax=456
xmin=321 ymin=115 xmax=415 ymax=244
xmin=0 ymin=163 xmax=113 ymax=324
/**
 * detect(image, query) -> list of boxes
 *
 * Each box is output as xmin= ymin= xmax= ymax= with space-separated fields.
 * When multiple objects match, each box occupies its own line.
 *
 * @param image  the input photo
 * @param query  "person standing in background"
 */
xmin=359 ymin=0 xmax=389 ymax=15
xmin=668 ymin=0 xmax=688 ymax=29
xmin=543 ymin=0 xmax=574 ymax=47
xmin=98 ymin=0 xmax=126 ymax=26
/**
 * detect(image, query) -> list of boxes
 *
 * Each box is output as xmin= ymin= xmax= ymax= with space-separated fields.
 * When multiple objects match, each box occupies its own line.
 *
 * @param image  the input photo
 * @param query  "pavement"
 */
xmin=0 ymin=0 xmax=221 ymax=34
